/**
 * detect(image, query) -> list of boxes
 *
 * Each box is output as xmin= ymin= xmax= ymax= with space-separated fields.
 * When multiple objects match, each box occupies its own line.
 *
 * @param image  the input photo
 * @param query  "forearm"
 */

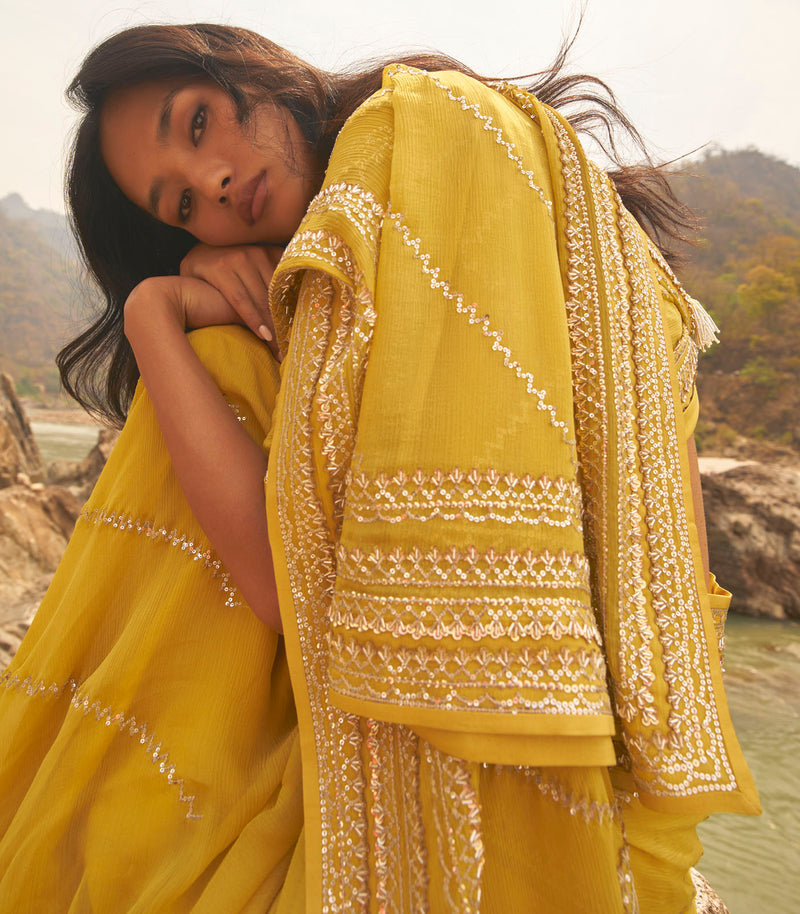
xmin=124 ymin=278 xmax=281 ymax=630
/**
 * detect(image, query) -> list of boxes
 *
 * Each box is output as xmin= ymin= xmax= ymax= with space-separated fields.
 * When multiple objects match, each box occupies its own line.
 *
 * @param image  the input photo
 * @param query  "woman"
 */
xmin=0 ymin=22 xmax=758 ymax=913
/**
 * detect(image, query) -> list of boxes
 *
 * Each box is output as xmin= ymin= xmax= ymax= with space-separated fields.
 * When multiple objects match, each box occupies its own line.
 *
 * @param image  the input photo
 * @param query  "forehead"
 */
xmin=99 ymin=80 xmax=182 ymax=206
xmin=101 ymin=79 xmax=185 ymax=145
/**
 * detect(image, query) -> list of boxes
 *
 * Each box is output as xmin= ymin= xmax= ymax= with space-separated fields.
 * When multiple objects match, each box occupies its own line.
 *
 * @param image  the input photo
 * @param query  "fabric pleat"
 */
xmin=0 ymin=326 xmax=303 ymax=912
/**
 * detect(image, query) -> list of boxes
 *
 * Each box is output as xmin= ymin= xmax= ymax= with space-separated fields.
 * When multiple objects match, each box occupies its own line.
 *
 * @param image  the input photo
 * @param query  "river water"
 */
xmin=697 ymin=616 xmax=799 ymax=913
xmin=30 ymin=423 xmax=800 ymax=912
xmin=30 ymin=420 xmax=101 ymax=463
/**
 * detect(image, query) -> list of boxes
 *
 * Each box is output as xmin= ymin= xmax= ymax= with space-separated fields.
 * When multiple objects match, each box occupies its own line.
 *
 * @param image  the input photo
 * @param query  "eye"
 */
xmin=178 ymin=190 xmax=192 ymax=223
xmin=190 ymin=105 xmax=207 ymax=145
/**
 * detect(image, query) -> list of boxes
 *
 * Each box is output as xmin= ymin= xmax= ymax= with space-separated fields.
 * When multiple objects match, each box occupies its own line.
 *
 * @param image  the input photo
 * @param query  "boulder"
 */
xmin=0 ymin=617 xmax=32 ymax=672
xmin=0 ymin=483 xmax=82 ymax=610
xmin=0 ymin=373 xmax=44 ymax=487
xmin=0 ymin=481 xmax=82 ymax=672
xmin=47 ymin=427 xmax=119 ymax=497
xmin=0 ymin=374 xmax=117 ymax=668
xmin=691 ymin=869 xmax=730 ymax=914
xmin=701 ymin=461 xmax=800 ymax=619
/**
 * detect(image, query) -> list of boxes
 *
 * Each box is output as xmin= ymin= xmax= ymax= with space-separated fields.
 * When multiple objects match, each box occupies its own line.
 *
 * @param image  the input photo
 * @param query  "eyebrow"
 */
xmin=148 ymin=179 xmax=164 ymax=220
xmin=157 ymin=87 xmax=181 ymax=144
xmin=148 ymin=87 xmax=182 ymax=218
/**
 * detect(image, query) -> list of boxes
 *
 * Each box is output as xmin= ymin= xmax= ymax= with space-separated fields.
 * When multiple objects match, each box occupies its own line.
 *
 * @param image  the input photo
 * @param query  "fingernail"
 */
xmin=258 ymin=324 xmax=273 ymax=342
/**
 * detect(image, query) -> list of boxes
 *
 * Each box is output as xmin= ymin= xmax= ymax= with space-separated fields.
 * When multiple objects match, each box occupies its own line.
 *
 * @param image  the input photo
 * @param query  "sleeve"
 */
xmin=655 ymin=268 xmax=732 ymax=658
xmin=657 ymin=269 xmax=702 ymax=438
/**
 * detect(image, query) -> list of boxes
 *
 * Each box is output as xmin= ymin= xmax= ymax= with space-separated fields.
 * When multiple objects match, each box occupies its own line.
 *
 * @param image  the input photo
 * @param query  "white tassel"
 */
xmin=686 ymin=296 xmax=720 ymax=351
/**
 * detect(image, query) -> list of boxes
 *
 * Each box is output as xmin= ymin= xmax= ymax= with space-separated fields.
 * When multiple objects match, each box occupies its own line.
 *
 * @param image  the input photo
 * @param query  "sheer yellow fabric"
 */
xmin=266 ymin=67 xmax=759 ymax=912
xmin=0 ymin=68 xmax=757 ymax=913
xmin=0 ymin=327 xmax=304 ymax=912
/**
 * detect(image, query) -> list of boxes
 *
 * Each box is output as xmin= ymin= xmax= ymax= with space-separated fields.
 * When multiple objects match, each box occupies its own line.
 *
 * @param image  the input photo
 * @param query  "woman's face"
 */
xmin=100 ymin=79 xmax=319 ymax=246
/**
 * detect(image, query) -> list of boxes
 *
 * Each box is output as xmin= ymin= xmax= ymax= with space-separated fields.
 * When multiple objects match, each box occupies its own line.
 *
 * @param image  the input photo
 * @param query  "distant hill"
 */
xmin=671 ymin=149 xmax=800 ymax=454
xmin=0 ymin=194 xmax=77 ymax=263
xmin=0 ymin=198 xmax=86 ymax=399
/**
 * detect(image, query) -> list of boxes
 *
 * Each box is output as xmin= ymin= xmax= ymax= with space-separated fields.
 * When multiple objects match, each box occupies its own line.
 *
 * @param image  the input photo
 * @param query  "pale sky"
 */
xmin=3 ymin=0 xmax=797 ymax=213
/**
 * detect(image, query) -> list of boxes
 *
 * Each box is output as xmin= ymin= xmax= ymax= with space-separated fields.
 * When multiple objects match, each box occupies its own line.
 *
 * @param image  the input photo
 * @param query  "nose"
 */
xmin=194 ymin=163 xmax=232 ymax=206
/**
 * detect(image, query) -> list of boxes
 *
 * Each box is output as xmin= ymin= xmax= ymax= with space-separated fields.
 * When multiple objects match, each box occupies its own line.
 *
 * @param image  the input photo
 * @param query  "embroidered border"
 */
xmin=620 ymin=209 xmax=736 ymax=793
xmin=329 ymin=636 xmax=612 ymax=716
xmin=549 ymin=106 xmax=738 ymax=797
xmin=587 ymin=163 xmax=659 ymax=727
xmin=329 ymin=591 xmax=603 ymax=645
xmin=303 ymin=182 xmax=386 ymax=250
xmin=1 ymin=673 xmax=201 ymax=820
xmin=366 ymin=722 xmax=429 ymax=912
xmin=78 ymin=506 xmax=240 ymax=608
xmin=336 ymin=544 xmax=591 ymax=592
xmin=344 ymin=468 xmax=582 ymax=529
xmin=423 ymin=742 xmax=484 ymax=914
xmin=312 ymin=275 xmax=359 ymax=526
xmin=546 ymin=108 xmax=612 ymax=638
xmin=272 ymin=254 xmax=372 ymax=910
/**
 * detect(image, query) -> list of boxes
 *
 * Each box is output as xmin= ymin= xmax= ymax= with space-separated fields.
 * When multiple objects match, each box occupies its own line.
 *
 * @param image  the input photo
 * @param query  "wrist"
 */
xmin=124 ymin=276 xmax=185 ymax=342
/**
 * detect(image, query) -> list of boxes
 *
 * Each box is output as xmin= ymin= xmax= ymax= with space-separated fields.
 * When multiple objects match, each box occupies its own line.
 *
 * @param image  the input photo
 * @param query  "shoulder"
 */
xmin=349 ymin=65 xmax=536 ymax=128
xmin=379 ymin=64 xmax=513 ymax=114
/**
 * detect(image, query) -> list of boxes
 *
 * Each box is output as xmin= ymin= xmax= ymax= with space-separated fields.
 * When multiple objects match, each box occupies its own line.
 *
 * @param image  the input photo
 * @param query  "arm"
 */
xmin=124 ymin=275 xmax=281 ymax=631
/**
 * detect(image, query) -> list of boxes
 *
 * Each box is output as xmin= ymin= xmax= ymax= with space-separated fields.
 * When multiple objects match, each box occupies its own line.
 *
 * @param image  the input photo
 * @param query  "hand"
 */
xmin=180 ymin=243 xmax=284 ymax=357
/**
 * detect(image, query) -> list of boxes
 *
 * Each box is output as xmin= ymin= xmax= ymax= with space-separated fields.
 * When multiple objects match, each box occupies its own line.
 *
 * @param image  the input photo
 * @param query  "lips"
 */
xmin=236 ymin=171 xmax=267 ymax=225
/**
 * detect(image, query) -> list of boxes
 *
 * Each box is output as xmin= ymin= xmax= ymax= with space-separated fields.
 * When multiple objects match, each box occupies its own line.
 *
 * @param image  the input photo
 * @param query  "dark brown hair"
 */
xmin=61 ymin=23 xmax=695 ymax=426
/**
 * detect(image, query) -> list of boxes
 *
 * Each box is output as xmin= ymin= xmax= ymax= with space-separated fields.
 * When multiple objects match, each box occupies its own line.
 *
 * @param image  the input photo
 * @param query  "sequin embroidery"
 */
xmin=78 ymin=506 xmax=240 ymax=608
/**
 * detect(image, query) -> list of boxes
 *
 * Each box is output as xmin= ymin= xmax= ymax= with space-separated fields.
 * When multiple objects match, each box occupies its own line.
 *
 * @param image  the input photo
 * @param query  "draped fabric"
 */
xmin=0 ymin=66 xmax=759 ymax=914
xmin=266 ymin=66 xmax=759 ymax=912
xmin=0 ymin=327 xmax=305 ymax=913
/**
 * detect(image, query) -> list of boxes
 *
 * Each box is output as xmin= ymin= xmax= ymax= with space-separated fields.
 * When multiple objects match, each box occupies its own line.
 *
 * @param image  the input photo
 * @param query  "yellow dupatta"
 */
xmin=266 ymin=66 xmax=759 ymax=910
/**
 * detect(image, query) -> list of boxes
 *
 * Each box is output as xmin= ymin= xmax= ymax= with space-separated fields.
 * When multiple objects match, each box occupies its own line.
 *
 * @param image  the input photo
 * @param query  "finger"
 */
xmin=236 ymin=247 xmax=283 ymax=325
xmin=203 ymin=250 xmax=272 ymax=327
xmin=208 ymin=273 xmax=280 ymax=361
xmin=258 ymin=314 xmax=278 ymax=348
xmin=230 ymin=256 xmax=273 ymax=326
xmin=216 ymin=275 xmax=267 ymax=338
xmin=262 ymin=330 xmax=281 ymax=363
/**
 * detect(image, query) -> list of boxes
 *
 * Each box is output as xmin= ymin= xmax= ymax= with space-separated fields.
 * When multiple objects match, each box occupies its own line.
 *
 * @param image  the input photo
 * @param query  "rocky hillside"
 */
xmin=701 ymin=459 xmax=800 ymax=620
xmin=671 ymin=150 xmax=800 ymax=455
xmin=0 ymin=195 xmax=87 ymax=400
xmin=0 ymin=193 xmax=76 ymax=261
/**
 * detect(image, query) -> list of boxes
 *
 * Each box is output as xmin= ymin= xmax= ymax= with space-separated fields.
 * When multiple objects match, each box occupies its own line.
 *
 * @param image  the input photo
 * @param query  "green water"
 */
xmin=698 ymin=616 xmax=800 ymax=913
xmin=30 ymin=421 xmax=100 ymax=463
xmin=29 ymin=423 xmax=800 ymax=911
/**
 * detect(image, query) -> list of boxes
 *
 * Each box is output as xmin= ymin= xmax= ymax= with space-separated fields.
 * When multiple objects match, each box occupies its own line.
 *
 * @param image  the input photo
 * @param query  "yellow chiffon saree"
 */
xmin=267 ymin=66 xmax=759 ymax=912
xmin=0 ymin=328 xmax=304 ymax=912
xmin=0 ymin=66 xmax=758 ymax=913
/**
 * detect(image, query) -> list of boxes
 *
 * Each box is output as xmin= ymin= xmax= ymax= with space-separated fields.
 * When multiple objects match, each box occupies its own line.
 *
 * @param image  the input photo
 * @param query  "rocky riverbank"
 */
xmin=0 ymin=373 xmax=117 ymax=667
xmin=701 ymin=458 xmax=800 ymax=620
